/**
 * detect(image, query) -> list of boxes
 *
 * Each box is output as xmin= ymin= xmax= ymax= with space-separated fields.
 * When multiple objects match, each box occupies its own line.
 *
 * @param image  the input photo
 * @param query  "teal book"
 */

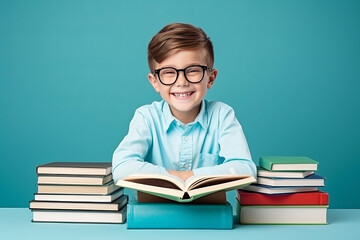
xmin=127 ymin=201 xmax=233 ymax=229
xmin=259 ymin=156 xmax=318 ymax=171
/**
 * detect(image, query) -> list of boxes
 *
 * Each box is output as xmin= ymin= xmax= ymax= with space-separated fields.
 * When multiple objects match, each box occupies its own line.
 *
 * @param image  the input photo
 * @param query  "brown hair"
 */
xmin=147 ymin=23 xmax=214 ymax=72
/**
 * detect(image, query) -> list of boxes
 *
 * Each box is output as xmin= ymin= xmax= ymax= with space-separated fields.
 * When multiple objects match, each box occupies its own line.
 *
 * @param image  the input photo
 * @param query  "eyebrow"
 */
xmin=158 ymin=63 xmax=205 ymax=69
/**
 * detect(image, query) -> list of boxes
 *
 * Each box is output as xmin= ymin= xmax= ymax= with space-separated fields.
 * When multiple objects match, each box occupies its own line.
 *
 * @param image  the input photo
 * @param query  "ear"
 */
xmin=148 ymin=73 xmax=160 ymax=92
xmin=207 ymin=69 xmax=218 ymax=89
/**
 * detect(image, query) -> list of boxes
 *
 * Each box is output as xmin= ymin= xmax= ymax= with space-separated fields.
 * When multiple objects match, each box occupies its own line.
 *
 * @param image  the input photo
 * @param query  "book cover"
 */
xmin=32 ymin=206 xmax=127 ymax=224
xmin=34 ymin=188 xmax=124 ymax=202
xmin=116 ymin=174 xmax=255 ymax=203
xmin=256 ymin=174 xmax=325 ymax=187
xmin=257 ymin=167 xmax=314 ymax=178
xmin=137 ymin=190 xmax=227 ymax=204
xmin=237 ymin=204 xmax=328 ymax=224
xmin=30 ymin=194 xmax=128 ymax=211
xmin=37 ymin=181 xmax=120 ymax=195
xmin=36 ymin=162 xmax=112 ymax=176
xmin=242 ymin=184 xmax=318 ymax=194
xmin=127 ymin=201 xmax=233 ymax=229
xmin=259 ymin=156 xmax=318 ymax=171
xmin=237 ymin=190 xmax=329 ymax=205
xmin=37 ymin=174 xmax=113 ymax=185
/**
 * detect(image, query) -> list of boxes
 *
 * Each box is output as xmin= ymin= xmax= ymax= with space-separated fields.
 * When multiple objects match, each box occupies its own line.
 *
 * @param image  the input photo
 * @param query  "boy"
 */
xmin=112 ymin=23 xmax=256 ymax=182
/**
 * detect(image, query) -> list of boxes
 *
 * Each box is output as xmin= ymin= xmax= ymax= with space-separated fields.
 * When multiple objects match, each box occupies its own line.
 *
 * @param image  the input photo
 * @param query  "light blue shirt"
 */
xmin=112 ymin=100 xmax=256 ymax=182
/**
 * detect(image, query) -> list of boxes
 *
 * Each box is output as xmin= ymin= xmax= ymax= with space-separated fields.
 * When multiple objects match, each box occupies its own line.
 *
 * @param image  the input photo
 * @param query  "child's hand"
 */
xmin=168 ymin=170 xmax=194 ymax=181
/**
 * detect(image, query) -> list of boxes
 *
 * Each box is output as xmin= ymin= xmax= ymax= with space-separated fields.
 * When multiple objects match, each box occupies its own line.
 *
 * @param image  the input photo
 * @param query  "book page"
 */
xmin=184 ymin=174 xmax=250 ymax=190
xmin=123 ymin=174 xmax=186 ymax=191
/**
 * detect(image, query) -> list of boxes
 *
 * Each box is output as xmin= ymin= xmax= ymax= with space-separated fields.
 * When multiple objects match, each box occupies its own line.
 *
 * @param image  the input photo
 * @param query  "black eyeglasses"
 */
xmin=154 ymin=65 xmax=212 ymax=85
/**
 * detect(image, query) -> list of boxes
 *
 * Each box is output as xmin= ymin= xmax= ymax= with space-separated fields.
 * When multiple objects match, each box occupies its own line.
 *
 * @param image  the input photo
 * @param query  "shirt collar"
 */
xmin=162 ymin=100 xmax=208 ymax=133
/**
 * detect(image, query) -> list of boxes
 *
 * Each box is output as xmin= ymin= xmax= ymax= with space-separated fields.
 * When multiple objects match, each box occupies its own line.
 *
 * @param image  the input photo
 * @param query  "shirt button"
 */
xmin=184 ymin=136 xmax=189 ymax=142
xmin=184 ymin=164 xmax=189 ymax=169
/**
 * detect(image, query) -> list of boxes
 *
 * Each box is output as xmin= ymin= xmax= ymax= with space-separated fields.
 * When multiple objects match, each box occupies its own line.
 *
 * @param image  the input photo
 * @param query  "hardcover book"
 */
xmin=30 ymin=194 xmax=128 ymax=211
xmin=242 ymin=184 xmax=318 ymax=194
xmin=237 ymin=190 xmax=329 ymax=205
xmin=36 ymin=162 xmax=112 ymax=176
xmin=127 ymin=201 xmax=233 ymax=229
xmin=116 ymin=174 xmax=255 ymax=203
xmin=137 ymin=190 xmax=227 ymax=204
xmin=37 ymin=181 xmax=120 ymax=195
xmin=34 ymin=188 xmax=124 ymax=202
xmin=37 ymin=174 xmax=113 ymax=185
xmin=32 ymin=206 xmax=127 ymax=223
xmin=237 ymin=204 xmax=328 ymax=224
xmin=257 ymin=167 xmax=314 ymax=178
xmin=256 ymin=174 xmax=325 ymax=187
xmin=259 ymin=156 xmax=318 ymax=171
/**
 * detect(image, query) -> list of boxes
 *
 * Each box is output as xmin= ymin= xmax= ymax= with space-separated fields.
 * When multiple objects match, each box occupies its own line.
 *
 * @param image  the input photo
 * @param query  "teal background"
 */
xmin=1 ymin=0 xmax=359 ymax=208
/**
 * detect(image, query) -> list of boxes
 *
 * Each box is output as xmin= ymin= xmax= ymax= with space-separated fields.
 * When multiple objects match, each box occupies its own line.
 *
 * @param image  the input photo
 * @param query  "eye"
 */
xmin=162 ymin=69 xmax=176 ymax=75
xmin=186 ymin=66 xmax=202 ymax=74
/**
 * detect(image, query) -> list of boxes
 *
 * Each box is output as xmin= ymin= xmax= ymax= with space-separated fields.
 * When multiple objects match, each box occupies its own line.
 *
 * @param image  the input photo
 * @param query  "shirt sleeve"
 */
xmin=192 ymin=105 xmax=257 ymax=178
xmin=112 ymin=109 xmax=168 ymax=182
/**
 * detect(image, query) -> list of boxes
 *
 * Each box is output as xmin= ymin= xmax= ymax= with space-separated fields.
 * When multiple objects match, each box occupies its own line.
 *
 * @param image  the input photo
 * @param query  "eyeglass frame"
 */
xmin=153 ymin=65 xmax=213 ymax=86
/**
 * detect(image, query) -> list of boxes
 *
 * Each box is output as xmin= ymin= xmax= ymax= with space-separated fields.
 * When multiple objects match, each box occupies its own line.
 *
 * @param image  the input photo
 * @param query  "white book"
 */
xmin=256 ymin=175 xmax=325 ymax=187
xmin=257 ymin=168 xmax=314 ymax=178
xmin=30 ymin=195 xmax=128 ymax=211
xmin=34 ymin=188 xmax=124 ymax=202
xmin=242 ymin=184 xmax=318 ymax=194
xmin=36 ymin=162 xmax=112 ymax=176
xmin=37 ymin=174 xmax=113 ymax=185
xmin=32 ymin=206 xmax=127 ymax=223
xmin=238 ymin=205 xmax=328 ymax=224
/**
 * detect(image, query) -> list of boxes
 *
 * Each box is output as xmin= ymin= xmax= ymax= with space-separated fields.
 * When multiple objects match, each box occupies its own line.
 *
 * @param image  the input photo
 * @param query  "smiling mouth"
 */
xmin=172 ymin=91 xmax=194 ymax=98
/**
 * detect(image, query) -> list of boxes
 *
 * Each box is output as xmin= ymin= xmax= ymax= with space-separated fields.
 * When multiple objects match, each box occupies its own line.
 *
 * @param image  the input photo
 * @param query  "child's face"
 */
xmin=148 ymin=49 xmax=217 ymax=124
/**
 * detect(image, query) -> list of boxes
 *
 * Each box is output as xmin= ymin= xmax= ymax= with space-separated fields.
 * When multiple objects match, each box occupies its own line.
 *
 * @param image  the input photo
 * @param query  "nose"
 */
xmin=175 ymin=70 xmax=189 ymax=86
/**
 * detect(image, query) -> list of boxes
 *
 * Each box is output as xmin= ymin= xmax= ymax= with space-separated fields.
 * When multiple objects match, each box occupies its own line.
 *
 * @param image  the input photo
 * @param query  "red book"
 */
xmin=237 ymin=190 xmax=329 ymax=205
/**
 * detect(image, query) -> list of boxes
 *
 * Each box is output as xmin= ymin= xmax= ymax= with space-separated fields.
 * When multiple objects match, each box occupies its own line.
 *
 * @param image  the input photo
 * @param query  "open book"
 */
xmin=116 ymin=174 xmax=256 ymax=203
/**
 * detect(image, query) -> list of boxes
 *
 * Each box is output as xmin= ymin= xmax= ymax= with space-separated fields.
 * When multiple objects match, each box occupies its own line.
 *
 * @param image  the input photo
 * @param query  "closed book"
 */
xmin=36 ymin=162 xmax=111 ymax=176
xmin=256 ymin=174 xmax=325 ymax=187
xmin=237 ymin=204 xmax=328 ymax=224
xmin=257 ymin=167 xmax=314 ymax=178
xmin=237 ymin=190 xmax=329 ymax=205
xmin=259 ymin=156 xmax=318 ymax=171
xmin=127 ymin=201 xmax=233 ymax=229
xmin=32 ymin=206 xmax=127 ymax=223
xmin=30 ymin=194 xmax=128 ymax=211
xmin=34 ymin=188 xmax=124 ymax=202
xmin=137 ymin=190 xmax=227 ymax=204
xmin=242 ymin=184 xmax=318 ymax=194
xmin=37 ymin=181 xmax=120 ymax=195
xmin=37 ymin=174 xmax=113 ymax=185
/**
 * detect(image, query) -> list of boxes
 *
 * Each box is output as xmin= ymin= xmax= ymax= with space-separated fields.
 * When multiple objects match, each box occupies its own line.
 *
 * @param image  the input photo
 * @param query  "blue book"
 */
xmin=127 ymin=201 xmax=233 ymax=229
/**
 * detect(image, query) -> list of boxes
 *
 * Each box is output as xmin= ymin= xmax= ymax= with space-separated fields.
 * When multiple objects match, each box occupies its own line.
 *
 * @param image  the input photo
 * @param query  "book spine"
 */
xmin=127 ymin=202 xmax=233 ymax=229
xmin=320 ymin=192 xmax=329 ymax=205
xmin=238 ymin=191 xmax=329 ymax=205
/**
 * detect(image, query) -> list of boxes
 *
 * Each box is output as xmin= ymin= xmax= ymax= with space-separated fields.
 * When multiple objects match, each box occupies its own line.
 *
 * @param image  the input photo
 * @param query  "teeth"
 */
xmin=174 ymin=92 xmax=191 ymax=97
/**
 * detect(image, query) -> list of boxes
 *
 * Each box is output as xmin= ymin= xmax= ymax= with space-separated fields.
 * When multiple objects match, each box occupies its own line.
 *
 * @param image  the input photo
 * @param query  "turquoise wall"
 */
xmin=1 ymin=0 xmax=359 ymax=208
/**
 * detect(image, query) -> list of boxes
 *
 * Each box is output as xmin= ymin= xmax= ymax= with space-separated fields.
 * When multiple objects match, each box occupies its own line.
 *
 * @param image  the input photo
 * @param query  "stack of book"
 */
xmin=30 ymin=162 xmax=128 ymax=224
xmin=116 ymin=173 xmax=256 ymax=229
xmin=237 ymin=156 xmax=329 ymax=224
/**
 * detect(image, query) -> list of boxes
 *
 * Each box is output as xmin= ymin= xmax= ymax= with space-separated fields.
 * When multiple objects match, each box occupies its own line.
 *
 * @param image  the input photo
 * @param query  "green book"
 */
xmin=259 ymin=156 xmax=318 ymax=171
